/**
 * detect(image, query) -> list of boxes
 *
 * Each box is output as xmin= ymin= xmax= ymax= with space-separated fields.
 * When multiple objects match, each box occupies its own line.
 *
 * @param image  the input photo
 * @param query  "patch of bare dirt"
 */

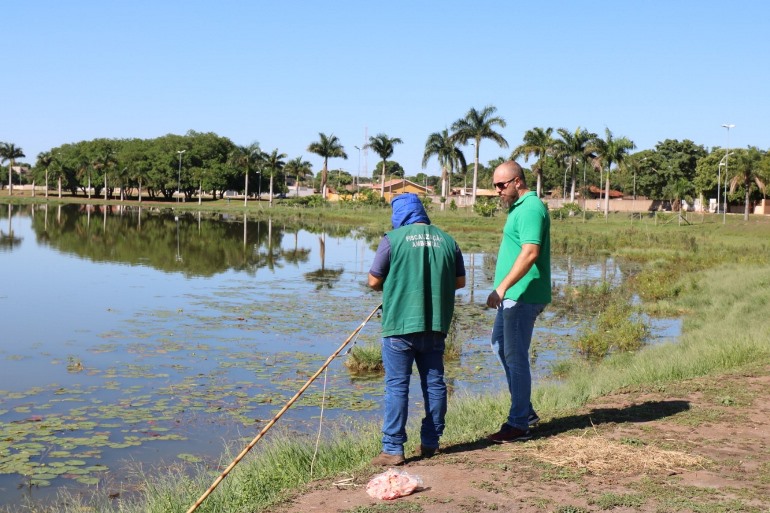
xmin=275 ymin=365 xmax=770 ymax=512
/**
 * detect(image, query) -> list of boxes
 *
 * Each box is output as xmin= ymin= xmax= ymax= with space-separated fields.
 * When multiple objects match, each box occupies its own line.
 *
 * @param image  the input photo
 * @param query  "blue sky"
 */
xmin=4 ymin=1 xmax=768 ymax=178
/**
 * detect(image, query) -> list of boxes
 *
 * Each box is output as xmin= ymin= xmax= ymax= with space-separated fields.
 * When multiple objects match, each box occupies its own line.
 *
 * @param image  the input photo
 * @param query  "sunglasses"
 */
xmin=493 ymin=177 xmax=516 ymax=190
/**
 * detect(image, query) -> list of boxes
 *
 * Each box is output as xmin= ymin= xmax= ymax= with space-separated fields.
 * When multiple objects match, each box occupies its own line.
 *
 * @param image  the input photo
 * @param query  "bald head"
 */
xmin=493 ymin=161 xmax=529 ymax=208
xmin=494 ymin=161 xmax=526 ymax=187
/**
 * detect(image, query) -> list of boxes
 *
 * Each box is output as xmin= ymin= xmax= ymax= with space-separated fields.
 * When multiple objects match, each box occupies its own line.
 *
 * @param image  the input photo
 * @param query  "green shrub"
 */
xmin=551 ymin=202 xmax=582 ymax=220
xmin=281 ymin=195 xmax=327 ymax=208
xmin=573 ymin=301 xmax=649 ymax=359
xmin=355 ymin=188 xmax=388 ymax=207
xmin=473 ymin=197 xmax=498 ymax=217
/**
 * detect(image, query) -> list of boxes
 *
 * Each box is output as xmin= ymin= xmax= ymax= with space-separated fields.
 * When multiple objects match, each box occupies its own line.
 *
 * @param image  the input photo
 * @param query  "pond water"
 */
xmin=0 ymin=203 xmax=680 ymax=507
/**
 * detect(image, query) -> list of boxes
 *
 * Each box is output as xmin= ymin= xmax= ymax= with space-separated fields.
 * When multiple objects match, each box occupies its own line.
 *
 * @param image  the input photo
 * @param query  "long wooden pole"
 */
xmin=185 ymin=303 xmax=382 ymax=513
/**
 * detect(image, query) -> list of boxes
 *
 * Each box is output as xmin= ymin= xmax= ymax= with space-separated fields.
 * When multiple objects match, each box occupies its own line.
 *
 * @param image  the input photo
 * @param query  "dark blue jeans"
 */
xmin=491 ymin=300 xmax=545 ymax=430
xmin=380 ymin=332 xmax=447 ymax=455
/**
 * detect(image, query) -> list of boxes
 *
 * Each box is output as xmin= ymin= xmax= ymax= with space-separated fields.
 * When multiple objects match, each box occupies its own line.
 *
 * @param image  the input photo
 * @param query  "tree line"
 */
xmin=2 ymin=105 xmax=769 ymax=219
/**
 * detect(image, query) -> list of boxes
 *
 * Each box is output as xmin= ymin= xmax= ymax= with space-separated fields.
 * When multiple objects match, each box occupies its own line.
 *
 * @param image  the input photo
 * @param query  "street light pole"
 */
xmin=354 ymin=145 xmax=361 ymax=194
xmin=721 ymin=124 xmax=734 ymax=224
xmin=717 ymin=157 xmax=721 ymax=215
xmin=716 ymin=152 xmax=732 ymax=215
xmin=177 ymin=150 xmax=186 ymax=203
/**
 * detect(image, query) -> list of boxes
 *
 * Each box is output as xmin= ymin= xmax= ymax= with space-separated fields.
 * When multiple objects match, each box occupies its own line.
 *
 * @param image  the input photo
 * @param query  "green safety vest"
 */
xmin=381 ymin=224 xmax=459 ymax=337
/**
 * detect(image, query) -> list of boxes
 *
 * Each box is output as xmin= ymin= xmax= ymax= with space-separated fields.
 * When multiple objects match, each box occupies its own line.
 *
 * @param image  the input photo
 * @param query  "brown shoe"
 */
xmin=487 ymin=423 xmax=531 ymax=444
xmin=370 ymin=452 xmax=405 ymax=466
xmin=419 ymin=445 xmax=438 ymax=458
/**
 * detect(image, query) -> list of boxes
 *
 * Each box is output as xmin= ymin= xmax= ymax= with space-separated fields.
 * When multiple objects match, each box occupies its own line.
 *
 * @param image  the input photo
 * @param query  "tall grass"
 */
xmin=534 ymin=263 xmax=770 ymax=413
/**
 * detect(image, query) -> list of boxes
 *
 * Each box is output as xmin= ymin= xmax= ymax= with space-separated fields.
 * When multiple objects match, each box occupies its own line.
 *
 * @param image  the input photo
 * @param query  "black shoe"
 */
xmin=528 ymin=412 xmax=541 ymax=429
xmin=419 ymin=445 xmax=438 ymax=458
xmin=487 ymin=423 xmax=531 ymax=444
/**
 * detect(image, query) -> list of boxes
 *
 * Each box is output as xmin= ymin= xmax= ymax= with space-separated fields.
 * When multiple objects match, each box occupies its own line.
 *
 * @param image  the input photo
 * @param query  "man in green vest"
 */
xmin=368 ymin=193 xmax=466 ymax=465
xmin=486 ymin=161 xmax=551 ymax=443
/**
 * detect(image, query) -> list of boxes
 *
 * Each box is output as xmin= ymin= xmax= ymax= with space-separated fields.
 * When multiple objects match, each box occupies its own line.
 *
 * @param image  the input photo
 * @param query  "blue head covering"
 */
xmin=391 ymin=193 xmax=431 ymax=228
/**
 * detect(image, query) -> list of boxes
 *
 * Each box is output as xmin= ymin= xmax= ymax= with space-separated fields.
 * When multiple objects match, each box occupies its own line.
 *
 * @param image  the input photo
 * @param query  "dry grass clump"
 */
xmin=523 ymin=435 xmax=707 ymax=475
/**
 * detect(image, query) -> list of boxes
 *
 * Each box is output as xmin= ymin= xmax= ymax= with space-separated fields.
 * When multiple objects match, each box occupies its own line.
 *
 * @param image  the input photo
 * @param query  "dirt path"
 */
xmin=275 ymin=365 xmax=770 ymax=512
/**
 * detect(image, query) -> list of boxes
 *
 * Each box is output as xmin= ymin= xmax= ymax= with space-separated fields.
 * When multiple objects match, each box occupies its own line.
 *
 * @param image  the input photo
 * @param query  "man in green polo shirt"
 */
xmin=486 ymin=161 xmax=551 ymax=443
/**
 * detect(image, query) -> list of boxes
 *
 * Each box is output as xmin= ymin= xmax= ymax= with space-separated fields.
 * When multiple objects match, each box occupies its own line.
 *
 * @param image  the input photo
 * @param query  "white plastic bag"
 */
xmin=366 ymin=468 xmax=424 ymax=500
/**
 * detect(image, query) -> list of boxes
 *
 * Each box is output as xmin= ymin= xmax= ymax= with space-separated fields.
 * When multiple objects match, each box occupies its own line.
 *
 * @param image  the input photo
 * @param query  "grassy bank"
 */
xmin=35 ymin=261 xmax=770 ymax=513
xmin=5 ymin=200 xmax=770 ymax=512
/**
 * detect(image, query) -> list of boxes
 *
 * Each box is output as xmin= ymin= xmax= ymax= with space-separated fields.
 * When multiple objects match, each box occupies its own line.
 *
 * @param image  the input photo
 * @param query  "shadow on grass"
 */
xmin=430 ymin=400 xmax=691 ymax=459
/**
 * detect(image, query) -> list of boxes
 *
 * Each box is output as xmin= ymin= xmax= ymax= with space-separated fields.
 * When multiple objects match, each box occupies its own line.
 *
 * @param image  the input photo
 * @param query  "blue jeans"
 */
xmin=380 ymin=332 xmax=447 ymax=455
xmin=491 ymin=300 xmax=545 ymax=430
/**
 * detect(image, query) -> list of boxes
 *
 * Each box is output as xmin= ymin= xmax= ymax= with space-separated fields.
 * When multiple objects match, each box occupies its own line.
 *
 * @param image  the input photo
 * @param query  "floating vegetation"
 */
xmin=344 ymin=342 xmax=383 ymax=374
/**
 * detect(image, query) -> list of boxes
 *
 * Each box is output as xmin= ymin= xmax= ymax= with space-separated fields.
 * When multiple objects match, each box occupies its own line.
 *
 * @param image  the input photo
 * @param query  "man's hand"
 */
xmin=486 ymin=289 xmax=503 ymax=309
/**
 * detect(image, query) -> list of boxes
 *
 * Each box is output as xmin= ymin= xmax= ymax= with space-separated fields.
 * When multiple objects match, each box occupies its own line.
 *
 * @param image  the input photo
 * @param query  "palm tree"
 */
xmin=552 ymin=127 xmax=597 ymax=202
xmin=74 ymin=156 xmax=92 ymax=198
xmin=92 ymin=150 xmax=117 ymax=201
xmin=511 ymin=127 xmax=555 ymax=198
xmin=307 ymin=133 xmax=347 ymax=200
xmin=36 ymin=151 xmax=53 ymax=199
xmin=422 ymin=129 xmax=466 ymax=207
xmin=663 ymin=178 xmax=694 ymax=224
xmin=728 ymin=147 xmax=766 ymax=221
xmin=50 ymin=153 xmax=64 ymax=199
xmin=365 ymin=134 xmax=403 ymax=199
xmin=284 ymin=156 xmax=313 ymax=197
xmin=229 ymin=142 xmax=262 ymax=206
xmin=1 ymin=142 xmax=26 ymax=196
xmin=262 ymin=149 xmax=287 ymax=206
xmin=590 ymin=128 xmax=636 ymax=217
xmin=450 ymin=105 xmax=508 ymax=205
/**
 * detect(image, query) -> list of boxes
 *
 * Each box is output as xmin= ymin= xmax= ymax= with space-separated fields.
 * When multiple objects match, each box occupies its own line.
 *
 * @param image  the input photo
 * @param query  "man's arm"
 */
xmin=455 ymin=244 xmax=466 ymax=290
xmin=368 ymin=273 xmax=385 ymax=291
xmin=368 ymin=236 xmax=390 ymax=291
xmin=486 ymin=243 xmax=540 ymax=308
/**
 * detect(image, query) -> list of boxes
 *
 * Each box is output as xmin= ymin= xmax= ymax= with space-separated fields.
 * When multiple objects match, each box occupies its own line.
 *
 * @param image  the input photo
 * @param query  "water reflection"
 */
xmin=304 ymin=232 xmax=344 ymax=289
xmin=1 ymin=203 xmax=324 ymax=277
xmin=0 ymin=204 xmax=22 ymax=250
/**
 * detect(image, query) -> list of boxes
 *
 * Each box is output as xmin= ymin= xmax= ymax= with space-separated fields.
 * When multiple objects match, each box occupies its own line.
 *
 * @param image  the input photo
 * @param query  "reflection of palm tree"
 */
xmin=282 ymin=230 xmax=312 ymax=266
xmin=0 ymin=204 xmax=22 ymax=250
xmin=304 ymin=233 xmax=343 ymax=289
